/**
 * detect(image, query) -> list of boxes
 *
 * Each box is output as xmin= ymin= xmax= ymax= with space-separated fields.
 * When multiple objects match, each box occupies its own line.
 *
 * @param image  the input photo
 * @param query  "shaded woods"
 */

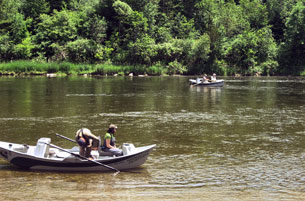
xmin=0 ymin=0 xmax=304 ymax=76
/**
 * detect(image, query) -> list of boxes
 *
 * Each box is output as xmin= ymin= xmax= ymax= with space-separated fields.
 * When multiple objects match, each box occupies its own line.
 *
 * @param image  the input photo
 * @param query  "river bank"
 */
xmin=0 ymin=61 xmax=304 ymax=77
xmin=0 ymin=61 xmax=166 ymax=76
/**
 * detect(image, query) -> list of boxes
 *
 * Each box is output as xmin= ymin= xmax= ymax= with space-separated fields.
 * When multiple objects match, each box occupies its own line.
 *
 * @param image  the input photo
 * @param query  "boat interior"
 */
xmin=3 ymin=138 xmax=137 ymax=160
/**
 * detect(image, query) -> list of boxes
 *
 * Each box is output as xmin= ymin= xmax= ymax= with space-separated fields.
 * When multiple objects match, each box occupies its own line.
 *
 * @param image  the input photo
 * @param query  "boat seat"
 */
xmin=96 ymin=136 xmax=114 ymax=156
xmin=34 ymin=138 xmax=51 ymax=158
xmin=12 ymin=144 xmax=29 ymax=153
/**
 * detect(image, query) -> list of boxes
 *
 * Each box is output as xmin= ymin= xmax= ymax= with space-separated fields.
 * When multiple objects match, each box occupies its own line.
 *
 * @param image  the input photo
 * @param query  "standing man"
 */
xmin=75 ymin=128 xmax=99 ymax=159
xmin=102 ymin=124 xmax=123 ymax=156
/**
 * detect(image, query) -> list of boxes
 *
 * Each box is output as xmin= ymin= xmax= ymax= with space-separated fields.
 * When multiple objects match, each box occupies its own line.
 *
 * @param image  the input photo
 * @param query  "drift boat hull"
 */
xmin=0 ymin=138 xmax=155 ymax=172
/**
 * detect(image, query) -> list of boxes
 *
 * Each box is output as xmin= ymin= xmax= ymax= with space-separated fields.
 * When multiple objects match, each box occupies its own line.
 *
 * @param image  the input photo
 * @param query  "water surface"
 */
xmin=0 ymin=76 xmax=304 ymax=200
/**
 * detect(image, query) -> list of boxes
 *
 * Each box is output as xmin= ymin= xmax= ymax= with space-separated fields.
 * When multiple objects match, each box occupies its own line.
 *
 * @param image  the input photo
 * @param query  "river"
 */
xmin=0 ymin=76 xmax=304 ymax=200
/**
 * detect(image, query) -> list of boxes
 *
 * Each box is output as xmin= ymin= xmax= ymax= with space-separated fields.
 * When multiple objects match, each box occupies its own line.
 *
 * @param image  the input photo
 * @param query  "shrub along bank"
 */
xmin=0 ymin=61 xmax=167 ymax=76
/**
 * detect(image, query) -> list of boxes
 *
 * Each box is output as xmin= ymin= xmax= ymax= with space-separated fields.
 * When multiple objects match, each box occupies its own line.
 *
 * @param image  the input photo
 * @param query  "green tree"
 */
xmin=10 ymin=13 xmax=29 ymax=44
xmin=12 ymin=37 xmax=34 ymax=59
xmin=219 ymin=0 xmax=249 ymax=38
xmin=0 ymin=33 xmax=12 ymax=60
xmin=68 ymin=0 xmax=99 ymax=12
xmin=167 ymin=59 xmax=187 ymax=75
xmin=170 ymin=12 xmax=196 ymax=39
xmin=266 ymin=0 xmax=300 ymax=43
xmin=221 ymin=27 xmax=278 ymax=75
xmin=154 ymin=41 xmax=183 ymax=65
xmin=124 ymin=0 xmax=154 ymax=12
xmin=266 ymin=0 xmax=286 ymax=42
xmin=66 ymin=38 xmax=96 ymax=63
xmin=159 ymin=0 xmax=184 ymax=18
xmin=88 ymin=16 xmax=107 ymax=44
xmin=110 ymin=1 xmax=150 ymax=62
xmin=194 ymin=0 xmax=226 ymax=72
xmin=125 ymin=11 xmax=148 ymax=42
xmin=181 ymin=0 xmax=199 ymax=19
xmin=96 ymin=0 xmax=116 ymax=28
xmin=127 ymin=34 xmax=157 ymax=65
xmin=143 ymin=1 xmax=159 ymax=37
xmin=187 ymin=34 xmax=211 ymax=73
xmin=154 ymin=13 xmax=172 ymax=43
xmin=112 ymin=0 xmax=133 ymax=41
xmin=0 ymin=0 xmax=22 ymax=20
xmin=46 ymin=0 xmax=73 ymax=11
xmin=21 ymin=0 xmax=50 ymax=19
xmin=34 ymin=10 xmax=79 ymax=60
xmin=239 ymin=0 xmax=268 ymax=29
xmin=194 ymin=0 xmax=221 ymax=35
xmin=279 ymin=1 xmax=305 ymax=74
xmin=78 ymin=13 xmax=107 ymax=44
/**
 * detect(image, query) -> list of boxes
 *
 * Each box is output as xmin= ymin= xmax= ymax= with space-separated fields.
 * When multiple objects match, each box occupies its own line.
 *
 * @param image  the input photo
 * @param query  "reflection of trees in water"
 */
xmin=190 ymin=86 xmax=223 ymax=106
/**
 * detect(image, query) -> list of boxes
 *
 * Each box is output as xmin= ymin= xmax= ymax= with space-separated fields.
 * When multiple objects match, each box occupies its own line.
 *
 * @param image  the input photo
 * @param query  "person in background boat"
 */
xmin=75 ymin=128 xmax=100 ymax=159
xmin=211 ymin=73 xmax=217 ymax=82
xmin=102 ymin=124 xmax=123 ymax=156
xmin=202 ymin=74 xmax=210 ymax=83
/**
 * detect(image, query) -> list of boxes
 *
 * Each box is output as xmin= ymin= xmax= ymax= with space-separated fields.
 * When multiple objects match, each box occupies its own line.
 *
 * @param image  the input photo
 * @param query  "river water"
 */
xmin=0 ymin=76 xmax=304 ymax=200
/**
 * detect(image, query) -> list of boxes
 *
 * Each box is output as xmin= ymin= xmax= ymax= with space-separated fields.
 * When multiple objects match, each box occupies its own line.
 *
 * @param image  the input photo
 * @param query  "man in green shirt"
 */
xmin=101 ymin=124 xmax=123 ymax=156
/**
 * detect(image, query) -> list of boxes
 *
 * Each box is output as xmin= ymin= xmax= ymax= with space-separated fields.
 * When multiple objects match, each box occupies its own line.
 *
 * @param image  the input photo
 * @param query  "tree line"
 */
xmin=0 ymin=0 xmax=304 ymax=76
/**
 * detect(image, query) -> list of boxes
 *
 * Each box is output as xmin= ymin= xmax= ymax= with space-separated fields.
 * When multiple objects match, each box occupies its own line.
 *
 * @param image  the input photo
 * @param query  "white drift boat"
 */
xmin=189 ymin=78 xmax=224 ymax=87
xmin=0 ymin=138 xmax=156 ymax=172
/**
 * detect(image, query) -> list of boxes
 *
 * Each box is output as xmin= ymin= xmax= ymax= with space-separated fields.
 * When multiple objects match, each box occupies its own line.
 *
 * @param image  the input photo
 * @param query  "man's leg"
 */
xmin=85 ymin=147 xmax=92 ymax=158
xmin=79 ymin=146 xmax=85 ymax=157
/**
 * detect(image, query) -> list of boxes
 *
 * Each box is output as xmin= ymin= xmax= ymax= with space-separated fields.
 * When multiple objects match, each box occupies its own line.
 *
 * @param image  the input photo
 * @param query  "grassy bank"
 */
xmin=0 ymin=61 xmax=168 ymax=76
xmin=1 ymin=60 xmax=304 ymax=76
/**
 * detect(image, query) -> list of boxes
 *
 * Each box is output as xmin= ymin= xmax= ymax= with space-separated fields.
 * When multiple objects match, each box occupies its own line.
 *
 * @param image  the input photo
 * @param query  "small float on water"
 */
xmin=189 ymin=78 xmax=224 ymax=87
xmin=0 ymin=136 xmax=155 ymax=173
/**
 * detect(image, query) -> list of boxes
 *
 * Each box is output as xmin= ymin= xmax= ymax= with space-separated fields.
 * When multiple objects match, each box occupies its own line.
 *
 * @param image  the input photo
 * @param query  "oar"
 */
xmin=44 ymin=142 xmax=120 ymax=174
xmin=56 ymin=133 xmax=77 ymax=143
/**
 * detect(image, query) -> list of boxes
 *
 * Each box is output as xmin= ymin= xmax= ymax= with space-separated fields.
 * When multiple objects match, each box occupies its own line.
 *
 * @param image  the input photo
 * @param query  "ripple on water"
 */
xmin=141 ymin=151 xmax=305 ymax=193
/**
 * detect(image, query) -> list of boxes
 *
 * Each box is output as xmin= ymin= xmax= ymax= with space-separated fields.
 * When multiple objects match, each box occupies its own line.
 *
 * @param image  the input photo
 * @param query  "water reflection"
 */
xmin=190 ymin=85 xmax=223 ymax=106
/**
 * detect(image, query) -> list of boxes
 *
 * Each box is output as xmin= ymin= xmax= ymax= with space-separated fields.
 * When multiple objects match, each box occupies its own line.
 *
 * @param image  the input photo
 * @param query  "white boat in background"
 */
xmin=189 ymin=78 xmax=224 ymax=87
xmin=0 ymin=138 xmax=155 ymax=172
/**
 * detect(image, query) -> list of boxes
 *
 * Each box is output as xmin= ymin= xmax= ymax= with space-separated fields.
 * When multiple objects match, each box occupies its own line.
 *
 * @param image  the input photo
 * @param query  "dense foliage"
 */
xmin=0 ymin=0 xmax=304 ymax=75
